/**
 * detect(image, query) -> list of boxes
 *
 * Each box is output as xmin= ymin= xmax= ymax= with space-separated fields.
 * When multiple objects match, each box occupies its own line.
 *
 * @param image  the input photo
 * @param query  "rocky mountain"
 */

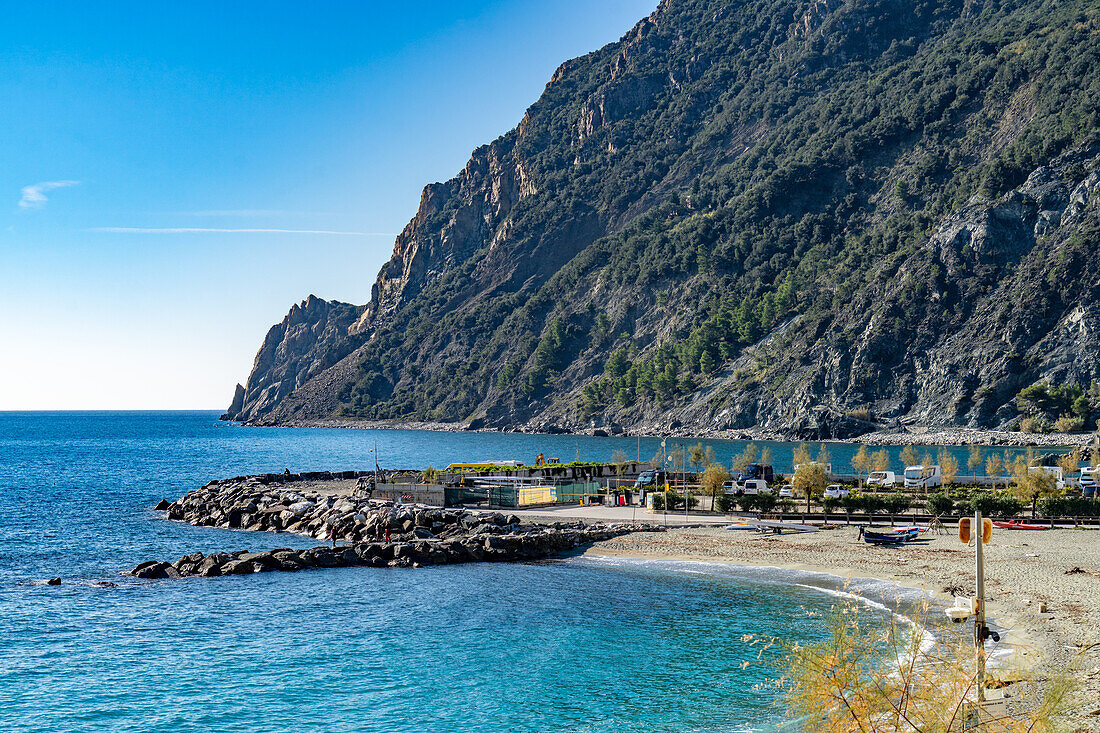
xmin=222 ymin=295 xmax=363 ymax=423
xmin=226 ymin=0 xmax=1100 ymax=437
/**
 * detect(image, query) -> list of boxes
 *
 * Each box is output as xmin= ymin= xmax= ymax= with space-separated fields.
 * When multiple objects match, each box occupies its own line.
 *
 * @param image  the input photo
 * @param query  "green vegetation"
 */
xmin=325 ymin=0 xmax=1100 ymax=428
xmin=1016 ymin=380 xmax=1098 ymax=432
xmin=650 ymin=491 xmax=699 ymax=511
xmin=1040 ymin=496 xmax=1100 ymax=517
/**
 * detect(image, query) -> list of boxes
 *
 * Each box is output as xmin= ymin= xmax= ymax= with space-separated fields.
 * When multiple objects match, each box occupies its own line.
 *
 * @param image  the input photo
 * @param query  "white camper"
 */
xmin=903 ymin=465 xmax=942 ymax=490
xmin=1028 ymin=465 xmax=1065 ymax=492
xmin=867 ymin=470 xmax=896 ymax=489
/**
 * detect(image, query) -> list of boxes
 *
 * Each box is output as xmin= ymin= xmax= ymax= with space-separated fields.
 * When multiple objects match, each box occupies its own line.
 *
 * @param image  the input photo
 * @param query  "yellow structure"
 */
xmin=517 ymin=486 xmax=557 ymax=506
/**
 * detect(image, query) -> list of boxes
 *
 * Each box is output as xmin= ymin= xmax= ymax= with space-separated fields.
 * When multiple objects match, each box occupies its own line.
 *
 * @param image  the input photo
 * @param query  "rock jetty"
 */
xmin=133 ymin=474 xmax=651 ymax=579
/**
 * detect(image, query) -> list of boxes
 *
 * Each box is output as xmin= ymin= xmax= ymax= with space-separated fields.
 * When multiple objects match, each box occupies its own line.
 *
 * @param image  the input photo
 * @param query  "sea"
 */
xmin=0 ymin=411 xmax=986 ymax=732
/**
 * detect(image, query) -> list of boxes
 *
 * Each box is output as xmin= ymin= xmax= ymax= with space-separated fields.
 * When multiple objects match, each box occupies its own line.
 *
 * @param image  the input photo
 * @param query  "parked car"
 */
xmin=778 ymin=484 xmax=794 ymax=498
xmin=722 ymin=480 xmax=738 ymax=494
xmin=823 ymin=484 xmax=850 ymax=499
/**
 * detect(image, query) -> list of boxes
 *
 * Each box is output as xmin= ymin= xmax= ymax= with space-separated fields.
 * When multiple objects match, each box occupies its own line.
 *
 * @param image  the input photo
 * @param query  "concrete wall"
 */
xmin=374 ymin=483 xmax=445 ymax=506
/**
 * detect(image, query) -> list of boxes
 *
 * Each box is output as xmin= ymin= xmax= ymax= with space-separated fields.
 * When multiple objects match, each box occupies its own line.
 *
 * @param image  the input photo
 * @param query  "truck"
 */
xmin=867 ymin=470 xmax=896 ymax=489
xmin=903 ymin=465 xmax=942 ymax=490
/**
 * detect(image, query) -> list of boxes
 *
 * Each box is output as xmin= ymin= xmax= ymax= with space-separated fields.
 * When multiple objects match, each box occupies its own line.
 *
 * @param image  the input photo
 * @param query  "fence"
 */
xmin=442 ymin=480 xmax=602 ymax=508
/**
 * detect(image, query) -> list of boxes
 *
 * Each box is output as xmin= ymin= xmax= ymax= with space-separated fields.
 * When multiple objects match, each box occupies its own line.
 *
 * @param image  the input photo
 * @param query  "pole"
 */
xmin=974 ymin=508 xmax=986 ymax=702
xmin=661 ymin=437 xmax=668 ymax=527
xmin=683 ymin=445 xmax=688 ymax=524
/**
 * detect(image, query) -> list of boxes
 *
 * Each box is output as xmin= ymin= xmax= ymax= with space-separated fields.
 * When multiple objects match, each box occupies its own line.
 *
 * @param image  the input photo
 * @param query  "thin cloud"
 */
xmin=87 ymin=227 xmax=394 ymax=236
xmin=184 ymin=209 xmax=336 ymax=217
xmin=19 ymin=180 xmax=80 ymax=209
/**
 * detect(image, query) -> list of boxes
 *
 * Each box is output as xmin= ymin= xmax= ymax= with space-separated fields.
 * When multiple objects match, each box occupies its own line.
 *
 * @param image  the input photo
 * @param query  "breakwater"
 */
xmin=133 ymin=474 xmax=650 ymax=579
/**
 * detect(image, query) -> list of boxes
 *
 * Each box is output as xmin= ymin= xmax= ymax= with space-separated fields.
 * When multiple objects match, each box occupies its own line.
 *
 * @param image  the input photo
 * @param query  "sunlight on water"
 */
xmin=0 ymin=412 xmax=928 ymax=732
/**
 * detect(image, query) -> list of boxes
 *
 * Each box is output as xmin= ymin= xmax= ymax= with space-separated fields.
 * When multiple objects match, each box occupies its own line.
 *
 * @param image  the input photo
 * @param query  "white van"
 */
xmin=1081 ymin=467 xmax=1098 ymax=497
xmin=740 ymin=479 xmax=770 ymax=495
xmin=724 ymin=479 xmax=769 ymax=495
xmin=903 ymin=465 xmax=942 ymax=489
xmin=867 ymin=471 xmax=896 ymax=489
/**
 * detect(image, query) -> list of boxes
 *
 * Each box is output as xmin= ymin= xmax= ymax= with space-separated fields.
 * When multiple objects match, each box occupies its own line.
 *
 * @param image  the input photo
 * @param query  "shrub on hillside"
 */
xmin=1019 ymin=416 xmax=1049 ymax=434
xmin=1054 ymin=415 xmax=1085 ymax=433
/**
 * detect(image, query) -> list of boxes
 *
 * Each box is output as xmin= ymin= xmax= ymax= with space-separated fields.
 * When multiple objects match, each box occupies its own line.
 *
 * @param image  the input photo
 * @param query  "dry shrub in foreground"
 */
xmin=777 ymin=601 xmax=1075 ymax=732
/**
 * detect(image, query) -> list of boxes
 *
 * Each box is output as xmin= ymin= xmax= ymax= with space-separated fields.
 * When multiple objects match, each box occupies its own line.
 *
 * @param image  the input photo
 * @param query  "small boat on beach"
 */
xmin=861 ymin=527 xmax=922 ymax=545
xmin=992 ymin=520 xmax=1049 ymax=530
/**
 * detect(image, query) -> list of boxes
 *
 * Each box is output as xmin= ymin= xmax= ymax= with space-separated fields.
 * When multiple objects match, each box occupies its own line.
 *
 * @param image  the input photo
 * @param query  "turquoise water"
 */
xmin=0 ymin=412 xmax=929 ymax=732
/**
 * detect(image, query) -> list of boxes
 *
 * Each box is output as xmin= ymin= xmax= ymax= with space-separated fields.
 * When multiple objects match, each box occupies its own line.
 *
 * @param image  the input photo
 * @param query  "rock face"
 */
xmin=131 ymin=477 xmax=648 ymax=579
xmin=222 ymin=295 xmax=364 ymax=422
xmin=226 ymin=0 xmax=1100 ymax=436
xmin=220 ymin=384 xmax=245 ymax=421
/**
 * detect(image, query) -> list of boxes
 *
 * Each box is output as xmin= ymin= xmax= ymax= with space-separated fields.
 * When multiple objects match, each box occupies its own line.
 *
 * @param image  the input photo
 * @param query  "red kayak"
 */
xmin=992 ymin=520 xmax=1048 ymax=530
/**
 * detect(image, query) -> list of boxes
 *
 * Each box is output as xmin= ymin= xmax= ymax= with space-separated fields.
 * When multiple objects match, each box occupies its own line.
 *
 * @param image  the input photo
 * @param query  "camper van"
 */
xmin=903 ymin=465 xmax=942 ymax=490
xmin=867 ymin=471 xmax=896 ymax=489
xmin=724 ymin=479 xmax=770 ymax=495
xmin=1028 ymin=465 xmax=1066 ymax=492
xmin=1081 ymin=467 xmax=1098 ymax=497
xmin=740 ymin=479 xmax=770 ymax=495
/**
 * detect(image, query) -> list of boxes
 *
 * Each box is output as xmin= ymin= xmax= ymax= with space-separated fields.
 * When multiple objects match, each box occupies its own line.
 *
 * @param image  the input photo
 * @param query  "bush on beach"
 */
xmin=777 ymin=598 xmax=1074 ymax=731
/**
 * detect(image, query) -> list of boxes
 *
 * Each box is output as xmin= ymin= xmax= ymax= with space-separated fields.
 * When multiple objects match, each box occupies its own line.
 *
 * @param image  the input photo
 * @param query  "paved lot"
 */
xmin=485 ymin=503 xmax=731 ymax=525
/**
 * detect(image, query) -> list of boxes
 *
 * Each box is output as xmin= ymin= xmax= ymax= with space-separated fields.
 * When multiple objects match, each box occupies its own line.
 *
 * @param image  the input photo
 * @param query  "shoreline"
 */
xmin=235 ymin=417 xmax=1091 ymax=448
xmin=146 ymin=468 xmax=1100 ymax=727
xmin=583 ymin=525 xmax=1100 ymax=727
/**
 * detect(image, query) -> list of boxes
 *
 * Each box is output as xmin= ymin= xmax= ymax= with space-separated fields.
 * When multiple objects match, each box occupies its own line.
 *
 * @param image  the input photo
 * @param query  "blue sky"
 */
xmin=1 ymin=0 xmax=657 ymax=409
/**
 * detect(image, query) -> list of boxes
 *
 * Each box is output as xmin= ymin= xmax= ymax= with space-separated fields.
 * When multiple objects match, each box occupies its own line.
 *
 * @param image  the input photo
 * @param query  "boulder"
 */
xmin=154 ymin=499 xmax=170 ymax=511
xmin=310 ymin=549 xmax=343 ymax=568
xmin=46 ymin=577 xmax=61 ymax=586
xmin=221 ymin=560 xmax=262 ymax=575
xmin=132 ymin=561 xmax=172 ymax=579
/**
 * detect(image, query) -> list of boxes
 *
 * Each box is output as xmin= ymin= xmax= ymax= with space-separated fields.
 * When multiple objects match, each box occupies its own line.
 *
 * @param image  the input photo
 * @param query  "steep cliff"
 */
xmin=222 ymin=295 xmax=364 ymax=422
xmin=228 ymin=0 xmax=1100 ymax=435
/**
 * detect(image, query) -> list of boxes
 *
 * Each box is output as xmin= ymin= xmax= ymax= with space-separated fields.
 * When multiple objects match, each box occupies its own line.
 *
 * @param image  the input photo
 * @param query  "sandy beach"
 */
xmin=587 ymin=523 xmax=1100 ymax=728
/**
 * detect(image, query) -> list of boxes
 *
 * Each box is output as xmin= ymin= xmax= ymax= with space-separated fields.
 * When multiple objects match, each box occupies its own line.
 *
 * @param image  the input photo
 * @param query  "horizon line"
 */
xmin=87 ymin=227 xmax=396 ymax=236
